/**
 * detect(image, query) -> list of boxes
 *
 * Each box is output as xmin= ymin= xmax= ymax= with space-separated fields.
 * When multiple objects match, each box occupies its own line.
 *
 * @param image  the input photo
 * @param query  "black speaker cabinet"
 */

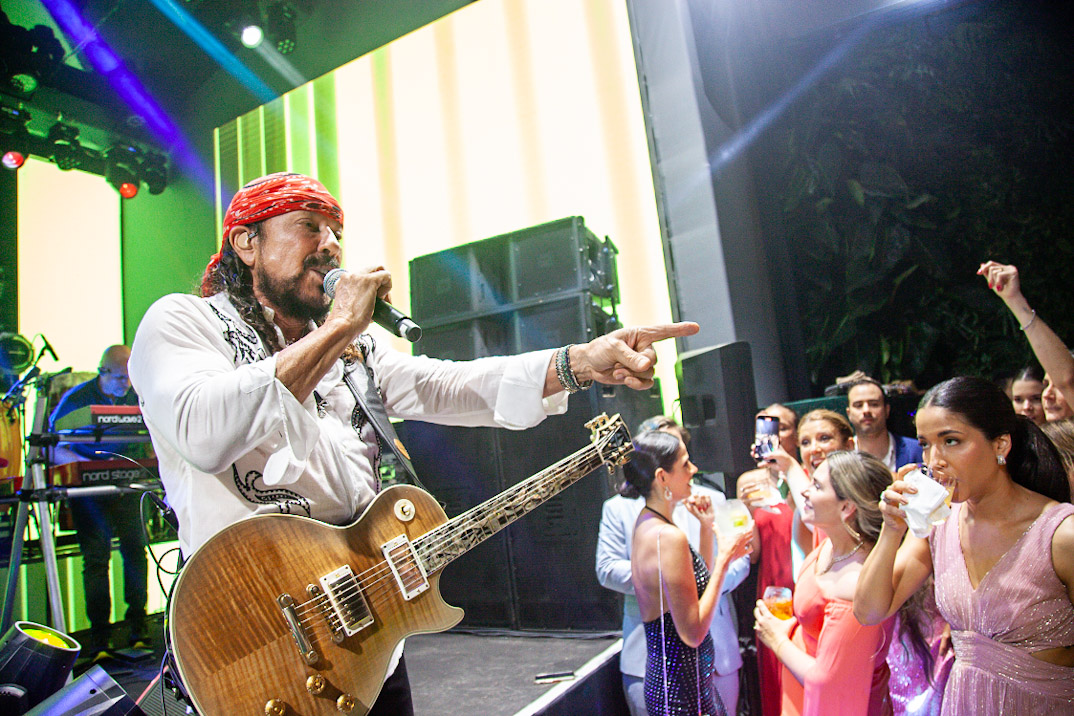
xmin=392 ymin=423 xmax=517 ymax=628
xmin=676 ymin=342 xmax=758 ymax=480
xmin=409 ymin=216 xmax=619 ymax=327
xmin=416 ymin=294 xmax=614 ymax=361
xmin=396 ymin=382 xmax=662 ymax=632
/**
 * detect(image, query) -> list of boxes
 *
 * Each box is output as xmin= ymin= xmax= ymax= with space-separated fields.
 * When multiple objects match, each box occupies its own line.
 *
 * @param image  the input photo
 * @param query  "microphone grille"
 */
xmin=323 ymin=268 xmax=346 ymax=298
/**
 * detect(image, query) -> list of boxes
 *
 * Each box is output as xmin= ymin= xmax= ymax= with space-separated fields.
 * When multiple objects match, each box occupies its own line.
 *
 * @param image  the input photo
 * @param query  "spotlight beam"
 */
xmin=252 ymin=43 xmax=307 ymax=87
xmin=146 ymin=0 xmax=277 ymax=103
xmin=39 ymin=0 xmax=213 ymax=194
xmin=707 ymin=18 xmax=876 ymax=180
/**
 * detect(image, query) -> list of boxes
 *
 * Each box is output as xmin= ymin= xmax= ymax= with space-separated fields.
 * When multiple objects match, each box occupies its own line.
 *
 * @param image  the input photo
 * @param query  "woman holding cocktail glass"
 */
xmin=628 ymin=430 xmax=753 ymax=716
xmin=855 ymin=376 xmax=1074 ymax=714
xmin=737 ymin=408 xmax=852 ymax=716
xmin=753 ymin=451 xmax=905 ymax=716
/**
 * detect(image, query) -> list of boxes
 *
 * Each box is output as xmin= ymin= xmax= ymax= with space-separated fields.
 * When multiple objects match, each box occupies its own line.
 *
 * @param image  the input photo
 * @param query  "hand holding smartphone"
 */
xmin=752 ymin=415 xmax=780 ymax=459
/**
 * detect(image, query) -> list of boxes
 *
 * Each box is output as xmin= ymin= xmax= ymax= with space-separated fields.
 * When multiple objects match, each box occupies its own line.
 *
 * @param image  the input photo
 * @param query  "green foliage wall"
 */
xmin=752 ymin=3 xmax=1074 ymax=392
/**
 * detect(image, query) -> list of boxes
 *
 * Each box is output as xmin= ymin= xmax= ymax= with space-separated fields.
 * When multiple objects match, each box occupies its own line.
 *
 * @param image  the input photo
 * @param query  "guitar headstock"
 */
xmin=585 ymin=413 xmax=634 ymax=466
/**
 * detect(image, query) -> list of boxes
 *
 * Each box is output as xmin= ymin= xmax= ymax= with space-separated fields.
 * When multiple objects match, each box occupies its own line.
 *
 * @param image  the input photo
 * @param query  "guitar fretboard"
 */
xmin=414 ymin=416 xmax=629 ymax=574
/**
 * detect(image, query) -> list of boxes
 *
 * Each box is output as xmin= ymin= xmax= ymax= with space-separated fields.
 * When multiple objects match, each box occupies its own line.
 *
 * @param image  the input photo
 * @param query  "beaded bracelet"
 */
xmin=555 ymin=344 xmax=593 ymax=394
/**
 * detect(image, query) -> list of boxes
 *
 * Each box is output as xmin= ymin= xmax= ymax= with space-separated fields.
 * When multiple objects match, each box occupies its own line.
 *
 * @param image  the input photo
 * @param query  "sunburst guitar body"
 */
xmin=168 ymin=414 xmax=632 ymax=716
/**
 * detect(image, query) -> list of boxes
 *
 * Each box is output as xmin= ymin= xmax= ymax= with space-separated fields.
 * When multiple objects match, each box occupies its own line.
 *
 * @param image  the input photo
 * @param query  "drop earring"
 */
xmin=663 ymin=485 xmax=673 ymax=501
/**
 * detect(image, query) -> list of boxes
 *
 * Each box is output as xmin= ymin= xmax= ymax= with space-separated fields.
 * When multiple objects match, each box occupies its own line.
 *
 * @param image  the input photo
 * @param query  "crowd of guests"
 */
xmin=596 ymin=262 xmax=1074 ymax=715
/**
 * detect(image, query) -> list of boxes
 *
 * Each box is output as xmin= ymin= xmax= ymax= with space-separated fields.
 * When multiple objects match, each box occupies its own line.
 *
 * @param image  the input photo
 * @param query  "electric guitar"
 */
xmin=168 ymin=414 xmax=632 ymax=716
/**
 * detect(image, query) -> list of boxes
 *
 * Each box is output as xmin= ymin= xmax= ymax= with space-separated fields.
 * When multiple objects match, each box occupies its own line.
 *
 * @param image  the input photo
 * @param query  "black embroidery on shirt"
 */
xmin=209 ymin=303 xmax=264 ymax=366
xmin=358 ymin=334 xmax=375 ymax=361
xmin=350 ymin=402 xmax=384 ymax=475
xmin=232 ymin=464 xmax=311 ymax=517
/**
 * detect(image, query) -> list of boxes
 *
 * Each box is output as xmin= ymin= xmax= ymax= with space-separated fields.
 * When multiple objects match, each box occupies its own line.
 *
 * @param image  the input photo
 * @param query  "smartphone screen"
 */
xmin=754 ymin=415 xmax=779 ymax=457
xmin=755 ymin=415 xmax=779 ymax=437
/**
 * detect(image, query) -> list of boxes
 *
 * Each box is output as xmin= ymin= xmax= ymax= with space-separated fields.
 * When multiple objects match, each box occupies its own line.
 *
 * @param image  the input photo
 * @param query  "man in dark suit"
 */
xmin=845 ymin=377 xmax=922 ymax=471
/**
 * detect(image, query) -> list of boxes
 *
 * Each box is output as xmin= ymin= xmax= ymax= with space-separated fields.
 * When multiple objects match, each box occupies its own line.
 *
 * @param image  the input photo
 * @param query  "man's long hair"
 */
xmin=201 ymin=222 xmax=364 ymax=363
xmin=200 ymin=222 xmax=286 ymax=356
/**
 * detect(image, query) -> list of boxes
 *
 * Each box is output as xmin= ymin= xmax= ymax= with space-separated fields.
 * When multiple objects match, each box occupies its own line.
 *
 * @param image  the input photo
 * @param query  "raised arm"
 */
xmin=979 ymin=261 xmax=1074 ymax=412
xmin=853 ymin=478 xmax=934 ymax=624
xmin=661 ymin=525 xmax=752 ymax=648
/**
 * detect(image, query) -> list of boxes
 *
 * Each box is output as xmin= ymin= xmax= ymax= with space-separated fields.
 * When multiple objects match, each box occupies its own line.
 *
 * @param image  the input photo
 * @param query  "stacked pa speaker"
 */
xmin=400 ymin=218 xmax=659 ymax=632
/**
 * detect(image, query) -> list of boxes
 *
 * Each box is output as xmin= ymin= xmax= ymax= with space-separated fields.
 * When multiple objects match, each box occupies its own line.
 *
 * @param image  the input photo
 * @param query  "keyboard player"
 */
xmin=49 ymin=344 xmax=151 ymax=658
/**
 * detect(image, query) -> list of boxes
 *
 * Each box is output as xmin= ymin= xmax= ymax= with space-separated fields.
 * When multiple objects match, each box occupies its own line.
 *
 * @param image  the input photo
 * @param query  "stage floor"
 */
xmin=408 ymin=630 xmax=619 ymax=715
xmin=73 ymin=616 xmax=622 ymax=715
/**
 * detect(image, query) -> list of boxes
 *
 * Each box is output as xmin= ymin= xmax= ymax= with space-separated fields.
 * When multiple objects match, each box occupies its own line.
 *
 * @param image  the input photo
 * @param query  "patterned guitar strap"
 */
xmin=341 ymin=359 xmax=421 ymax=491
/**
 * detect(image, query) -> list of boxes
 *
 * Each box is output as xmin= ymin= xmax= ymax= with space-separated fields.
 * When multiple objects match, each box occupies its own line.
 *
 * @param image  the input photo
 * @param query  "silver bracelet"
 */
xmin=1019 ymin=309 xmax=1037 ymax=332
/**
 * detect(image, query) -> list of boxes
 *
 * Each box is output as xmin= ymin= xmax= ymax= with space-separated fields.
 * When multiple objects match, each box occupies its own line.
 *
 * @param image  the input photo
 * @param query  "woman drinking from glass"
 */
xmin=855 ymin=376 xmax=1074 ymax=714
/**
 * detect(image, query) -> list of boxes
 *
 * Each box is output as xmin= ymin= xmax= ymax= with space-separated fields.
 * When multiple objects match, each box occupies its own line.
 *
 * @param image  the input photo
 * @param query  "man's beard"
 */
xmin=254 ymin=255 xmax=337 ymax=324
xmin=854 ymin=420 xmax=885 ymax=439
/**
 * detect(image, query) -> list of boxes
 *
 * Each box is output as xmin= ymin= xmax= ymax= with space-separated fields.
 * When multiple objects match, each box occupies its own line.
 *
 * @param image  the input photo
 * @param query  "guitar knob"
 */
xmin=306 ymin=674 xmax=327 ymax=695
xmin=264 ymin=698 xmax=286 ymax=716
xmin=336 ymin=694 xmax=356 ymax=712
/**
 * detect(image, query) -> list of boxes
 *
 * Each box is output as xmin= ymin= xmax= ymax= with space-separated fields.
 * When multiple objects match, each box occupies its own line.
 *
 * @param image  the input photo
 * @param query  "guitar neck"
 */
xmin=414 ymin=434 xmax=614 ymax=574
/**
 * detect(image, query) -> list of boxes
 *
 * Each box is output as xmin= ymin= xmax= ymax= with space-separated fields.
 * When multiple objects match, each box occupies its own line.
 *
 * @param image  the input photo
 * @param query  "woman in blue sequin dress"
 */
xmin=628 ymin=430 xmax=753 ymax=716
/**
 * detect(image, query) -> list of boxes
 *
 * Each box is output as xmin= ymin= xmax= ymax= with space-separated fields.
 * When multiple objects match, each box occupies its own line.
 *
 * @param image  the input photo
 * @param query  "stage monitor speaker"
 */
xmin=676 ymin=342 xmax=757 ymax=479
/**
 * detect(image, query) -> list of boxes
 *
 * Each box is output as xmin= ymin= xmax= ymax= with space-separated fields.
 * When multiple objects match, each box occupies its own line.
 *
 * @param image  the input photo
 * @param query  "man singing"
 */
xmin=128 ymin=172 xmax=696 ymax=714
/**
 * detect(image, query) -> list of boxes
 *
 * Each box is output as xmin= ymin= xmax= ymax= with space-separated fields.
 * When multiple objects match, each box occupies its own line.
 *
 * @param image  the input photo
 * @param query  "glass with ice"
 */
xmin=713 ymin=498 xmax=753 ymax=535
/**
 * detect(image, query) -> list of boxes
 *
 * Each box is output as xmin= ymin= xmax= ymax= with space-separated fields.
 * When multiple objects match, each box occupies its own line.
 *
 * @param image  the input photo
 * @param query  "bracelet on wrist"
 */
xmin=554 ymin=344 xmax=592 ymax=394
xmin=1019 ymin=309 xmax=1037 ymax=332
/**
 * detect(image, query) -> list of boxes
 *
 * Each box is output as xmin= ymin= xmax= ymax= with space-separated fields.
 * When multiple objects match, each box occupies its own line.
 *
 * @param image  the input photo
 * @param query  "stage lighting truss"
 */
xmin=265 ymin=2 xmax=298 ymax=55
xmin=0 ymin=14 xmax=65 ymax=99
xmin=105 ymin=143 xmax=142 ymax=197
xmin=47 ymin=121 xmax=84 ymax=171
xmin=142 ymin=150 xmax=169 ymax=195
xmin=0 ymin=105 xmax=32 ymax=171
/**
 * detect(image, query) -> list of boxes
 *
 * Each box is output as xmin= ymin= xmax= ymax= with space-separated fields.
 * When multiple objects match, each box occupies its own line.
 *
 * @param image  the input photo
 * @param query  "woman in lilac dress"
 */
xmin=855 ymin=376 xmax=1074 ymax=715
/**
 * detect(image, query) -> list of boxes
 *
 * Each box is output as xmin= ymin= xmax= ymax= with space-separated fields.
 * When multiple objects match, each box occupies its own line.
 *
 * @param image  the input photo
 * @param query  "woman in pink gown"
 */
xmin=856 ymin=376 xmax=1074 ymax=715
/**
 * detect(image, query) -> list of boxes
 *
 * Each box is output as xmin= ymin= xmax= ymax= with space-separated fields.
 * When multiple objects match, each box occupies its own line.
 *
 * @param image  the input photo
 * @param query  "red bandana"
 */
xmin=201 ymin=172 xmax=343 ymax=296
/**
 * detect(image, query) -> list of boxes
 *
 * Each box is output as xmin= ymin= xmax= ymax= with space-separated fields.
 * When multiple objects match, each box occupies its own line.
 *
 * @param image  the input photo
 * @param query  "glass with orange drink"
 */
xmin=763 ymin=586 xmax=793 ymax=620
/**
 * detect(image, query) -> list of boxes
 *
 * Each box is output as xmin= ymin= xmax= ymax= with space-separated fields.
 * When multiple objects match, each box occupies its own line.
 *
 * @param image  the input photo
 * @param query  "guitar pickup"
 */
xmin=318 ymin=565 xmax=374 ymax=637
xmin=381 ymin=535 xmax=429 ymax=601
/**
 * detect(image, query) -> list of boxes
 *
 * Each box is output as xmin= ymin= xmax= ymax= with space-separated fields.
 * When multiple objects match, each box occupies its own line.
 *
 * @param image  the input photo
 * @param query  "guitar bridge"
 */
xmin=381 ymin=535 xmax=429 ymax=600
xmin=318 ymin=565 xmax=374 ymax=637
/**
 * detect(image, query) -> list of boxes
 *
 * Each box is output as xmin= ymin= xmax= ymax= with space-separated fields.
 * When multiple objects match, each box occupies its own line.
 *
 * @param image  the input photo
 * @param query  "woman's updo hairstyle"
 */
xmin=620 ymin=430 xmax=683 ymax=499
xmin=920 ymin=376 xmax=1070 ymax=503
xmin=824 ymin=451 xmax=892 ymax=543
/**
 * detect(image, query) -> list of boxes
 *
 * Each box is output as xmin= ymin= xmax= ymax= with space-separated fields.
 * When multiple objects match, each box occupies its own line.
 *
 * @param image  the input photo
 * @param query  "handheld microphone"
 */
xmin=322 ymin=268 xmax=422 ymax=343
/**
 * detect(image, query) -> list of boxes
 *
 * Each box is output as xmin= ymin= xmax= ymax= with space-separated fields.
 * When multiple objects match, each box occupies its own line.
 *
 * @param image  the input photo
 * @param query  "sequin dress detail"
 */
xmin=929 ymin=501 xmax=1074 ymax=715
xmin=643 ymin=543 xmax=727 ymax=716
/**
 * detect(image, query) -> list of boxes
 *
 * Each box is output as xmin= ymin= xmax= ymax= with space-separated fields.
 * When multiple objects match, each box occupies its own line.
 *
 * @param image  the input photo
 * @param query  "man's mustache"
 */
xmin=304 ymin=254 xmax=340 ymax=271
